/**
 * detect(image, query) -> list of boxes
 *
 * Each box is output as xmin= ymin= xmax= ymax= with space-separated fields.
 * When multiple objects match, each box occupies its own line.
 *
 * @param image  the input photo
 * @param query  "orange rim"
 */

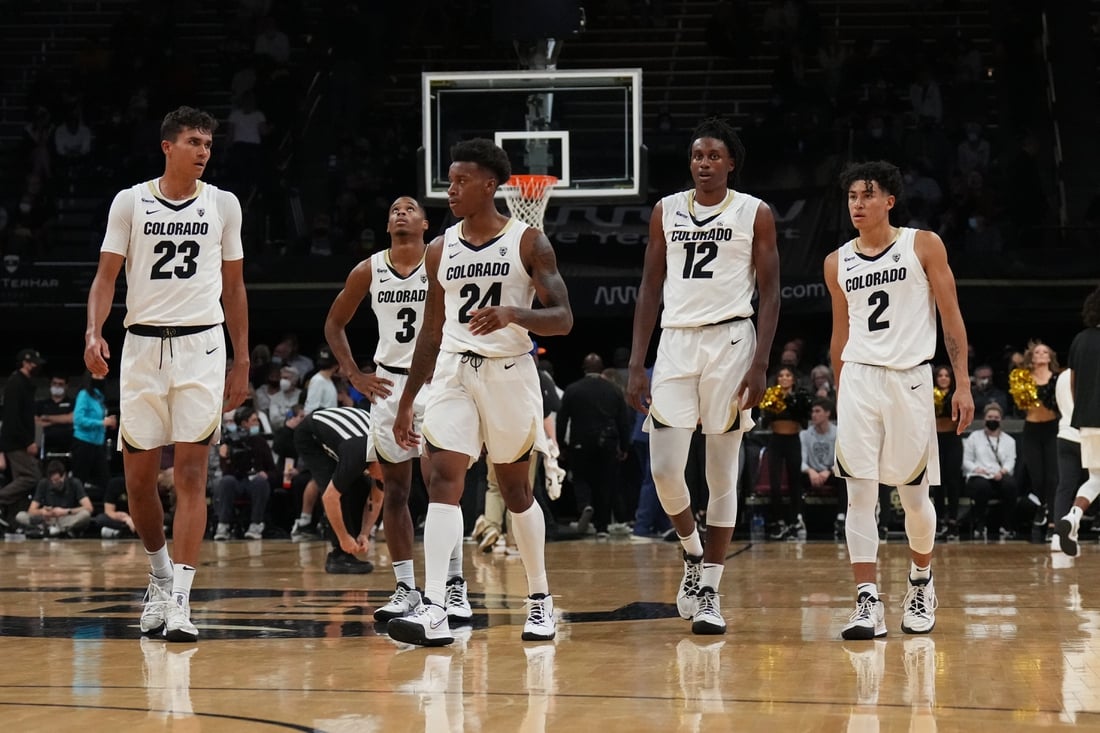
xmin=505 ymin=174 xmax=558 ymax=199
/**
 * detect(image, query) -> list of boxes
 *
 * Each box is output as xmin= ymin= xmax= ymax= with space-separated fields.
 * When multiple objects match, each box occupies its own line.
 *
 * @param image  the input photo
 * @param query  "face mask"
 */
xmin=279 ymin=378 xmax=292 ymax=392
xmin=976 ymin=378 xmax=990 ymax=389
xmin=226 ymin=423 xmax=238 ymax=433
xmin=19 ymin=201 xmax=32 ymax=213
xmin=968 ymin=217 xmax=979 ymax=230
xmin=271 ymin=355 xmax=283 ymax=365
xmin=985 ymin=419 xmax=1001 ymax=431
xmin=50 ymin=386 xmax=65 ymax=398
xmin=248 ymin=425 xmax=261 ymax=436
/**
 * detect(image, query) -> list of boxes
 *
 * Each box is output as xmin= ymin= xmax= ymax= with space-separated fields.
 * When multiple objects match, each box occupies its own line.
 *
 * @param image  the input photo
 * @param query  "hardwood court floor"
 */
xmin=0 ymin=535 xmax=1098 ymax=731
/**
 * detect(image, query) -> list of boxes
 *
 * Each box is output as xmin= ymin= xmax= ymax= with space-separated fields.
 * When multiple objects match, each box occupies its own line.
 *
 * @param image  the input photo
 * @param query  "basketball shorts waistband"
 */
xmin=378 ymin=363 xmax=410 ymax=376
xmin=127 ymin=323 xmax=218 ymax=338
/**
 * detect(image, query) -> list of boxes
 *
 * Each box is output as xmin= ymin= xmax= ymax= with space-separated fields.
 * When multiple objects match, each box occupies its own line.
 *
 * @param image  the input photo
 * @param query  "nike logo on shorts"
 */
xmin=206 ymin=347 xmax=219 ymax=355
xmin=910 ymin=384 xmax=921 ymax=390
xmin=504 ymin=363 xmax=516 ymax=370
xmin=730 ymin=338 xmax=743 ymax=346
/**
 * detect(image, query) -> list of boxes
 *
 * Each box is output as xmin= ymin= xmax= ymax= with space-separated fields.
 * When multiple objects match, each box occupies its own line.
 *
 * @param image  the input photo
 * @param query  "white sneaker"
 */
xmin=164 ymin=595 xmax=199 ymax=643
xmin=388 ymin=600 xmax=454 ymax=647
xmin=478 ymin=525 xmax=501 ymax=553
xmin=101 ymin=527 xmax=121 ymax=539
xmin=691 ymin=586 xmax=726 ymax=635
xmin=793 ymin=514 xmax=807 ymax=541
xmin=213 ymin=523 xmax=231 ymax=541
xmin=444 ymin=576 xmax=474 ymax=621
xmin=243 ymin=522 xmax=264 ymax=540
xmin=290 ymin=519 xmax=320 ymax=541
xmin=140 ymin=575 xmax=173 ymax=635
xmin=845 ymin=639 xmax=887 ymax=705
xmin=900 ymin=575 xmax=938 ymax=634
xmin=374 ymin=582 xmax=418 ymax=622
xmin=841 ymin=592 xmax=887 ymax=640
xmin=1055 ymin=512 xmax=1081 ymax=557
xmin=521 ymin=594 xmax=557 ymax=641
xmin=677 ymin=552 xmax=703 ymax=620
xmin=903 ymin=637 xmax=936 ymax=707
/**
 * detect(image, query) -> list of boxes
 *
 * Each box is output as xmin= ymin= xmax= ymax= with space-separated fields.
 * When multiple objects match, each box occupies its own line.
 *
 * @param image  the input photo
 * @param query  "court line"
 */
xmin=0 ymin=700 xmax=326 ymax=732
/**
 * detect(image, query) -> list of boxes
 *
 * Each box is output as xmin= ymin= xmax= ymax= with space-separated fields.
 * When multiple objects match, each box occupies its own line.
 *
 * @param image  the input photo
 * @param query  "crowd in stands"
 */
xmin=1 ymin=328 xmax=1088 ymax=548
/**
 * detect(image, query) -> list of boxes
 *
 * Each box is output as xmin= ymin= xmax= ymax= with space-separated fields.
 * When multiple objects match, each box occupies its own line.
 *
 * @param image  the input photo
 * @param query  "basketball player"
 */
xmin=389 ymin=138 xmax=573 ymax=646
xmin=84 ymin=106 xmax=250 ymax=642
xmin=825 ymin=160 xmax=973 ymax=640
xmin=324 ymin=195 xmax=472 ymax=622
xmin=1054 ymin=286 xmax=1100 ymax=557
xmin=626 ymin=117 xmax=780 ymax=635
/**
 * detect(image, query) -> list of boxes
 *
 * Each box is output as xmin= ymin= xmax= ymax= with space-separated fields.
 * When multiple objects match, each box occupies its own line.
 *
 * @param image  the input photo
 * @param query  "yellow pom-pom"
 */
xmin=933 ymin=386 xmax=947 ymax=415
xmin=1009 ymin=368 xmax=1040 ymax=410
xmin=760 ymin=384 xmax=787 ymax=414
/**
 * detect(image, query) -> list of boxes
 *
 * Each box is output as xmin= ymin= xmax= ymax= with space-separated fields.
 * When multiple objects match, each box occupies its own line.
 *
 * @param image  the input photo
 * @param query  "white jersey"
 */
xmin=101 ymin=180 xmax=243 ymax=327
xmin=368 ymin=249 xmax=427 ymax=369
xmin=836 ymin=227 xmax=935 ymax=370
xmin=660 ymin=188 xmax=761 ymax=328
xmin=439 ymin=219 xmax=535 ymax=358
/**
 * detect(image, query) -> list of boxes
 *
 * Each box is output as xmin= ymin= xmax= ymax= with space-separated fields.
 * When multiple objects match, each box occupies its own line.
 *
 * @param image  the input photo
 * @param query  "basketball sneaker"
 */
xmin=900 ymin=575 xmax=937 ymax=634
xmin=841 ymin=591 xmax=886 ymax=640
xmin=844 ymin=639 xmax=887 ymax=706
xmin=1055 ymin=511 xmax=1080 ymax=557
xmin=677 ymin=552 xmax=703 ymax=620
xmin=140 ymin=575 xmax=173 ymax=636
xmin=213 ymin=523 xmax=231 ymax=541
xmin=521 ymin=593 xmax=557 ymax=641
xmin=478 ymin=525 xmax=501 ymax=553
xmin=164 ymin=595 xmax=199 ymax=643
xmin=388 ymin=599 xmax=454 ymax=647
xmin=691 ymin=587 xmax=726 ymax=635
xmin=290 ymin=519 xmax=320 ymax=541
xmin=576 ymin=505 xmax=594 ymax=535
xmin=243 ymin=522 xmax=264 ymax=540
xmin=374 ymin=582 xmax=417 ymax=622
xmin=444 ymin=576 xmax=474 ymax=621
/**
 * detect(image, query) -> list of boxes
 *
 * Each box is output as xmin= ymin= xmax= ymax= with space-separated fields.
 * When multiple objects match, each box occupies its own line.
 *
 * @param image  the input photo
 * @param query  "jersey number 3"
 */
xmin=867 ymin=290 xmax=890 ymax=332
xmin=150 ymin=240 xmax=200 ymax=280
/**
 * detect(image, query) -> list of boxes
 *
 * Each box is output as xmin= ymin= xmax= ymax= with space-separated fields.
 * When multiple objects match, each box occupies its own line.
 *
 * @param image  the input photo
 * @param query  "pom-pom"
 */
xmin=760 ymin=384 xmax=787 ymax=414
xmin=933 ymin=386 xmax=947 ymax=415
xmin=1009 ymin=368 xmax=1040 ymax=411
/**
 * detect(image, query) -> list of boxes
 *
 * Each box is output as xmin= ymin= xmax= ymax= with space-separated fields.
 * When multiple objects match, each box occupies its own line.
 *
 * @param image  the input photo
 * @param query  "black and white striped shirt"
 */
xmin=309 ymin=406 xmax=371 ymax=458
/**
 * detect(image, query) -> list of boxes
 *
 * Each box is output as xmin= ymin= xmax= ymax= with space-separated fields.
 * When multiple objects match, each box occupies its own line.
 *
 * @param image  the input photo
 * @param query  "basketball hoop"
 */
xmin=501 ymin=174 xmax=558 ymax=230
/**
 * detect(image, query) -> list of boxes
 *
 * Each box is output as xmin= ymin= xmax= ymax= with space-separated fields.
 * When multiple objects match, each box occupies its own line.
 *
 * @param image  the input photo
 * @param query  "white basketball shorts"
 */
xmin=369 ymin=367 xmax=430 ymax=464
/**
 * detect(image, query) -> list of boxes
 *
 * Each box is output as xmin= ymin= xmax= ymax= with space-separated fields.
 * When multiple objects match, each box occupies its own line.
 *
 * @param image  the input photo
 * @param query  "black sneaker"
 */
xmin=325 ymin=550 xmax=374 ymax=575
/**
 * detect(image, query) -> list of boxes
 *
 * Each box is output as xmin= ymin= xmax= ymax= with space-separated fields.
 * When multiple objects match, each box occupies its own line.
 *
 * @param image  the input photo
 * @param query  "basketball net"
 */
xmin=501 ymin=174 xmax=558 ymax=230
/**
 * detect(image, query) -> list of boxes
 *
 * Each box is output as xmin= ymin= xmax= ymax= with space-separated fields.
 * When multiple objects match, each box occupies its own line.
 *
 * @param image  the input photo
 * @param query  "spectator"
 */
xmin=302 ymin=346 xmax=338 ymax=414
xmin=226 ymin=90 xmax=268 ymax=193
xmin=556 ymin=354 xmax=633 ymax=538
xmin=1 ymin=348 xmax=45 ymax=529
xmin=800 ymin=397 xmax=844 ymax=536
xmin=70 ymin=373 xmax=117 ymax=497
xmin=971 ymin=364 xmax=1009 ymax=417
xmin=212 ymin=407 xmax=275 ymax=541
xmin=53 ymin=110 xmax=94 ymax=162
xmin=253 ymin=364 xmax=281 ymax=416
xmin=36 ymin=373 xmax=74 ymax=458
xmin=272 ymin=334 xmax=313 ymax=376
xmin=16 ymin=460 xmax=93 ymax=537
xmin=95 ymin=476 xmax=137 ymax=538
xmin=962 ymin=402 xmax=1017 ymax=539
xmin=908 ymin=67 xmax=943 ymax=127
xmin=253 ymin=16 xmax=290 ymax=66
xmin=809 ymin=364 xmax=836 ymax=402
xmin=267 ymin=365 xmax=302 ymax=430
xmin=956 ymin=121 xmax=991 ymax=177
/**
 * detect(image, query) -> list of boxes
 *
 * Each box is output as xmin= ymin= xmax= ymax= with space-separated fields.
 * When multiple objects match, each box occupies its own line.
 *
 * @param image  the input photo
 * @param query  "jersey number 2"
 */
xmin=150 ymin=240 xmax=200 ymax=280
xmin=867 ymin=290 xmax=890 ymax=332
xmin=458 ymin=282 xmax=503 ymax=323
xmin=681 ymin=241 xmax=717 ymax=279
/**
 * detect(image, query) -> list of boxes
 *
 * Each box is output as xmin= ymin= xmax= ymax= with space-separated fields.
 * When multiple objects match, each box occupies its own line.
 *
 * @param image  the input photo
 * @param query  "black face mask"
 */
xmin=985 ymin=419 xmax=1001 ymax=431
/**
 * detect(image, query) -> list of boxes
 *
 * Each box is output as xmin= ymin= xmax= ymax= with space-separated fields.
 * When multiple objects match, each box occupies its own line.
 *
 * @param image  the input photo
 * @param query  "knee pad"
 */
xmin=704 ymin=432 xmax=742 ymax=527
xmin=845 ymin=477 xmax=880 ymax=564
xmin=648 ymin=427 xmax=694 ymax=516
xmin=898 ymin=482 xmax=937 ymax=554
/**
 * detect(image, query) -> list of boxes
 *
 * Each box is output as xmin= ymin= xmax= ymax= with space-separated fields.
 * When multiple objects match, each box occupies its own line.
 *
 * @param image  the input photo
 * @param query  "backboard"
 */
xmin=421 ymin=68 xmax=645 ymax=203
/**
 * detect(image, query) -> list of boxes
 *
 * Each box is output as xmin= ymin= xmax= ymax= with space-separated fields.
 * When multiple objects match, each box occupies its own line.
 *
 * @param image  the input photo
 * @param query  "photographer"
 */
xmin=212 ymin=407 xmax=275 ymax=540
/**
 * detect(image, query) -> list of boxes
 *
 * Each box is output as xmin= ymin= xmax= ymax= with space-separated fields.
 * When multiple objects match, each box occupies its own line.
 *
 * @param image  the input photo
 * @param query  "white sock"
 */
xmin=448 ymin=542 xmax=464 ymax=580
xmin=700 ymin=563 xmax=724 ymax=591
xmin=171 ymin=564 xmax=196 ymax=606
xmin=910 ymin=561 xmax=931 ymax=581
xmin=423 ymin=503 xmax=463 ymax=606
xmin=679 ymin=528 xmax=704 ymax=558
xmin=857 ymin=582 xmax=879 ymax=600
xmin=392 ymin=559 xmax=414 ymax=587
xmin=147 ymin=545 xmax=172 ymax=580
xmin=510 ymin=501 xmax=549 ymax=596
xmin=297 ymin=512 xmax=311 ymax=524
